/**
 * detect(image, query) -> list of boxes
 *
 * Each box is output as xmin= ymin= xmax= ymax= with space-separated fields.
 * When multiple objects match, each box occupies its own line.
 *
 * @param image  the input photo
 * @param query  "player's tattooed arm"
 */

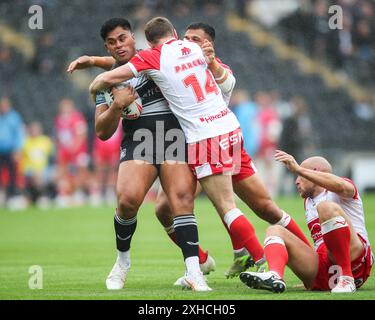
xmin=275 ymin=150 xmax=356 ymax=198
xmin=90 ymin=64 xmax=135 ymax=93
xmin=67 ymin=56 xmax=115 ymax=73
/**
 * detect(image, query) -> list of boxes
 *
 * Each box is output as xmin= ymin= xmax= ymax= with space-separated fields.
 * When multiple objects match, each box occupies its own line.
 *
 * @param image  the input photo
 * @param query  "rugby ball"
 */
xmin=103 ymin=86 xmax=142 ymax=120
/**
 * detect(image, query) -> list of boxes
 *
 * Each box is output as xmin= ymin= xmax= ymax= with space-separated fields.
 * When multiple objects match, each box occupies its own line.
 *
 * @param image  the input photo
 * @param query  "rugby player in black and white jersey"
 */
xmin=67 ymin=18 xmax=219 ymax=290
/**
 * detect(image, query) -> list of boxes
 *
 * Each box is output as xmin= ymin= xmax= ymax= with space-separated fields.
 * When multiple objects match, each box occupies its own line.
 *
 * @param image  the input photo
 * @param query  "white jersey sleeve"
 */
xmin=215 ymin=57 xmax=236 ymax=105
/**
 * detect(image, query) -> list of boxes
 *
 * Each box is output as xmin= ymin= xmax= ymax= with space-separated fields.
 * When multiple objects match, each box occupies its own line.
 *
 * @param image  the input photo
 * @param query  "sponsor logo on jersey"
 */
xmin=136 ymin=79 xmax=164 ymax=107
xmin=199 ymin=108 xmax=232 ymax=124
xmin=181 ymin=47 xmax=191 ymax=56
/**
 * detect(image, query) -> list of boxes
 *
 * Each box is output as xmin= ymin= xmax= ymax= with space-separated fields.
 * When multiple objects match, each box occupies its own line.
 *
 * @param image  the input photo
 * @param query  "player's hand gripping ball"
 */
xmin=103 ymin=84 xmax=142 ymax=120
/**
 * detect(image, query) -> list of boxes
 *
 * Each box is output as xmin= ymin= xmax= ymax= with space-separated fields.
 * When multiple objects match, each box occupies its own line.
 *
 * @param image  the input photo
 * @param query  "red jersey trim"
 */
xmin=129 ymin=46 xmax=162 ymax=74
xmin=165 ymin=38 xmax=178 ymax=45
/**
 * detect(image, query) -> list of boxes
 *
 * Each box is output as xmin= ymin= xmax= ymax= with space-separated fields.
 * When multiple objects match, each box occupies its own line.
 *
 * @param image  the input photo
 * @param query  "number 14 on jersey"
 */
xmin=183 ymin=70 xmax=219 ymax=103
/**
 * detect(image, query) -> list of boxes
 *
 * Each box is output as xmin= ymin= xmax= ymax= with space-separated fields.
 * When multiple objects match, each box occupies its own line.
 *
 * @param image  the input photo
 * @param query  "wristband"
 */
xmin=214 ymin=69 xmax=227 ymax=82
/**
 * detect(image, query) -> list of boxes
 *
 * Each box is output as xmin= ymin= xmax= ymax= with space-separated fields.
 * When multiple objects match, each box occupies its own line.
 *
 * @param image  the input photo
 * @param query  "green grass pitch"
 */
xmin=1 ymin=195 xmax=375 ymax=300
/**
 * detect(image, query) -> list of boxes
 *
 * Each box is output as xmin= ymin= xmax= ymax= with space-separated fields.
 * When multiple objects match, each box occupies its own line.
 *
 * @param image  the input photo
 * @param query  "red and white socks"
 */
xmin=263 ymin=236 xmax=288 ymax=279
xmin=223 ymin=208 xmax=264 ymax=263
xmin=321 ymin=216 xmax=353 ymax=278
xmin=275 ymin=210 xmax=311 ymax=247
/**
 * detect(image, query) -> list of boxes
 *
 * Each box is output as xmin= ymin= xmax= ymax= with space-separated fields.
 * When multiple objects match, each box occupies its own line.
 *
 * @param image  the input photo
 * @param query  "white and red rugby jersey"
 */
xmin=127 ymin=38 xmax=240 ymax=143
xmin=304 ymin=178 xmax=370 ymax=250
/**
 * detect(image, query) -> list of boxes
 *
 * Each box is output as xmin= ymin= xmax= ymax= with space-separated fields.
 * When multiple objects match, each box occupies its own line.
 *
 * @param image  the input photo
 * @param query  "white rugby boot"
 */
xmin=331 ymin=276 xmax=356 ymax=293
xmin=105 ymin=261 xmax=130 ymax=290
xmin=174 ymin=254 xmax=215 ymax=287
xmin=184 ymin=271 xmax=212 ymax=292
xmin=174 ymin=276 xmax=189 ymax=287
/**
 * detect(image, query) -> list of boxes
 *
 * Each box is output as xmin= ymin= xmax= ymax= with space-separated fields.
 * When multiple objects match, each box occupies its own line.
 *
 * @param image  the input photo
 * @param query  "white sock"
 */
xmin=185 ymin=256 xmax=200 ymax=274
xmin=117 ymin=250 xmax=131 ymax=267
xmin=223 ymin=208 xmax=243 ymax=229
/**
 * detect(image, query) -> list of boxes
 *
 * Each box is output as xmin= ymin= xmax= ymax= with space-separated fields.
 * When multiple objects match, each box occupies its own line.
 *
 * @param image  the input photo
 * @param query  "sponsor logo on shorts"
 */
xmin=334 ymin=220 xmax=347 ymax=226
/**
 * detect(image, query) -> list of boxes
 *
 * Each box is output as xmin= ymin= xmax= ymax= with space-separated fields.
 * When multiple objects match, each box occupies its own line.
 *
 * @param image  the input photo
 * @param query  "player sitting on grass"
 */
xmin=240 ymin=150 xmax=373 ymax=293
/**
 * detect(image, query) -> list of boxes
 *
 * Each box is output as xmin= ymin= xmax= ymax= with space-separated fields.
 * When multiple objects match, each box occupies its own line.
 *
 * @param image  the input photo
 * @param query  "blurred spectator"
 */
xmin=253 ymin=91 xmax=282 ymax=197
xmin=278 ymin=0 xmax=375 ymax=83
xmin=0 ymin=96 xmax=25 ymax=208
xmin=31 ymin=32 xmax=57 ymax=74
xmin=54 ymin=98 xmax=90 ymax=207
xmin=235 ymin=0 xmax=251 ymax=18
xmin=21 ymin=121 xmax=55 ymax=207
xmin=91 ymin=123 xmax=122 ymax=206
xmin=311 ymin=0 xmax=330 ymax=58
xmin=0 ymin=46 xmax=14 ymax=82
xmin=230 ymin=89 xmax=260 ymax=157
xmin=279 ymin=96 xmax=315 ymax=162
xmin=325 ymin=13 xmax=354 ymax=70
xmin=353 ymin=19 xmax=375 ymax=63
xmin=353 ymin=96 xmax=375 ymax=120
xmin=270 ymin=90 xmax=293 ymax=120
xmin=278 ymin=96 xmax=316 ymax=195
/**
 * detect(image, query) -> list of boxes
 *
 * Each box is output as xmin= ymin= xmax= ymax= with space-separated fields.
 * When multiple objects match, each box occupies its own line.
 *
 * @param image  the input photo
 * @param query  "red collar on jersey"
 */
xmin=165 ymin=38 xmax=178 ymax=45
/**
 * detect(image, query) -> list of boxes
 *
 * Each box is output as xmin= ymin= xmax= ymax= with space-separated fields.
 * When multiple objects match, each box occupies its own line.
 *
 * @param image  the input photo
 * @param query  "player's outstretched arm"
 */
xmin=67 ymin=56 xmax=115 ymax=73
xmin=275 ymin=150 xmax=356 ymax=198
xmin=89 ymin=64 xmax=135 ymax=93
